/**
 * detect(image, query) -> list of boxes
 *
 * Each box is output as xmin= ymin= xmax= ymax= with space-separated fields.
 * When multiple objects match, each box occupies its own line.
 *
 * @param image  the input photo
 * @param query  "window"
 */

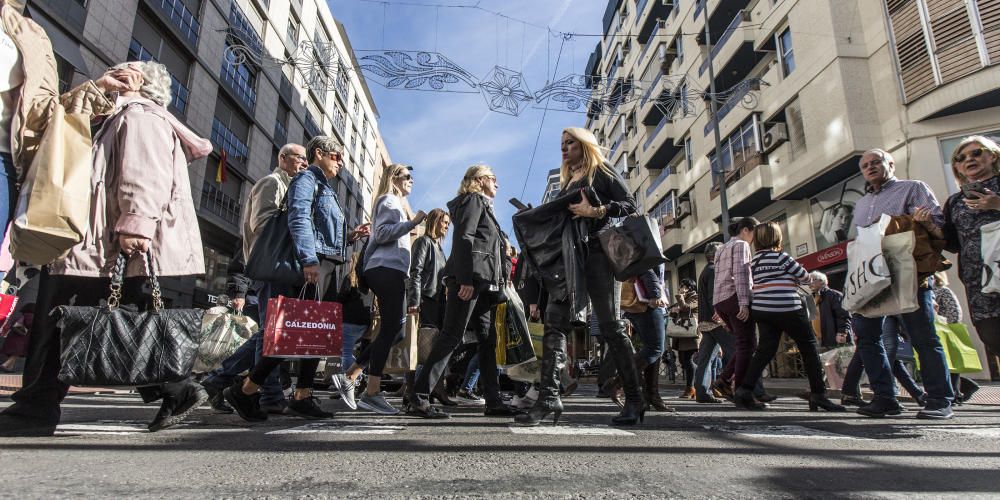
xmin=354 ymin=97 xmax=361 ymax=118
xmin=128 ymin=17 xmax=192 ymax=115
xmin=221 ymin=39 xmax=258 ymax=110
xmin=675 ymin=34 xmax=684 ymax=63
xmin=684 ymin=136 xmax=693 ymax=171
xmin=212 ymin=99 xmax=250 ymax=167
xmin=152 ymin=0 xmax=201 ymax=46
xmin=777 ymin=27 xmax=795 ymax=76
xmin=54 ymin=55 xmax=73 ymax=94
xmin=274 ymin=103 xmax=289 ymax=144
xmin=286 ymin=13 xmax=300 ymax=45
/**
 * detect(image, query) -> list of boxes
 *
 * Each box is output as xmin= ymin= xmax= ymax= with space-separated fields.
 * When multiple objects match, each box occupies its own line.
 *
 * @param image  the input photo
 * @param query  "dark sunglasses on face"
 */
xmin=954 ymin=147 xmax=986 ymax=164
xmin=396 ymin=173 xmax=413 ymax=181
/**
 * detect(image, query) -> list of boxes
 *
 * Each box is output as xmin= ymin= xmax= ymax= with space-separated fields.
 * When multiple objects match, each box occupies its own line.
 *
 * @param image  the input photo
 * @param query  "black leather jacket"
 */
xmin=443 ymin=193 xmax=504 ymax=289
xmin=407 ymin=235 xmax=446 ymax=308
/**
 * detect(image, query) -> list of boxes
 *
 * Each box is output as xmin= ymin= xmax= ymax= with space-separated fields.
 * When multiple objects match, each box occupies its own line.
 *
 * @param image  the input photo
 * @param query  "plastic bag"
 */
xmin=843 ymin=215 xmax=892 ymax=312
xmin=192 ymin=306 xmax=257 ymax=373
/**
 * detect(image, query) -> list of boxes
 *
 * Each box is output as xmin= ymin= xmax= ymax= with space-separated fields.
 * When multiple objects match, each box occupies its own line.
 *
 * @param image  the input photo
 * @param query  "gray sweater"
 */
xmin=364 ymin=194 xmax=418 ymax=274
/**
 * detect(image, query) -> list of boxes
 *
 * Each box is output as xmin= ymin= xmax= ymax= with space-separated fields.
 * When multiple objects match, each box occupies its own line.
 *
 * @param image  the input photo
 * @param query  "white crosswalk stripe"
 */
xmin=508 ymin=425 xmax=635 ymax=436
xmin=267 ymin=422 xmax=405 ymax=434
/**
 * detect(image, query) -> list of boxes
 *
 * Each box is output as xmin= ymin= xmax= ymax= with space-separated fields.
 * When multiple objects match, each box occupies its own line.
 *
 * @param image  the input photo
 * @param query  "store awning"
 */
xmin=25 ymin=6 xmax=89 ymax=75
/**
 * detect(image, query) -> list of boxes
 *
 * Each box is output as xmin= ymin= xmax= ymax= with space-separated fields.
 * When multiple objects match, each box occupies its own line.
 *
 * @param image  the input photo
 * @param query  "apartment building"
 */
xmin=587 ymin=0 xmax=1000 ymax=300
xmin=541 ymin=168 xmax=562 ymax=204
xmin=27 ymin=0 xmax=391 ymax=307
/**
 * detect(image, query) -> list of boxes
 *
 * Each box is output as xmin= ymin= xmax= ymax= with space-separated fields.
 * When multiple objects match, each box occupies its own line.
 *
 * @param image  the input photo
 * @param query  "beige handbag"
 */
xmin=10 ymin=104 xmax=93 ymax=265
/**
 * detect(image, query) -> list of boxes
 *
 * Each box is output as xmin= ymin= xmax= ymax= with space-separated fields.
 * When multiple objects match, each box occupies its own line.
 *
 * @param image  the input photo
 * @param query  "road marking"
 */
xmin=508 ymin=425 xmax=635 ymax=436
xmin=55 ymin=420 xmax=248 ymax=435
xmin=267 ymin=422 xmax=405 ymax=435
xmin=56 ymin=423 xmax=148 ymax=435
xmin=705 ymin=424 xmax=871 ymax=440
xmin=922 ymin=427 xmax=1000 ymax=438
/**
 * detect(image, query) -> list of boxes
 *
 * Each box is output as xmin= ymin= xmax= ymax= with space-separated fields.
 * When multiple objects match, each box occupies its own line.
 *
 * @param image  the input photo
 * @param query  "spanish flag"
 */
xmin=216 ymin=149 xmax=228 ymax=183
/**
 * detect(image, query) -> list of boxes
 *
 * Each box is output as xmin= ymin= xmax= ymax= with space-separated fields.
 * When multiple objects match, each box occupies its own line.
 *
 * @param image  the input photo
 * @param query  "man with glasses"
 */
xmin=201 ymin=143 xmax=308 ymax=415
xmin=850 ymin=148 xmax=954 ymax=419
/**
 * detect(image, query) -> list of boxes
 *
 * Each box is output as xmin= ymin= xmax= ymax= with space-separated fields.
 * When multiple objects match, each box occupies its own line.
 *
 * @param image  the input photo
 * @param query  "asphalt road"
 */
xmin=2 ymin=386 xmax=999 ymax=499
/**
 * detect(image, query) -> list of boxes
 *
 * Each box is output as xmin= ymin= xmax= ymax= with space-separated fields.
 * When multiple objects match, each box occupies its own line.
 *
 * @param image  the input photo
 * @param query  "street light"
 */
xmin=702 ymin=0 xmax=732 ymax=242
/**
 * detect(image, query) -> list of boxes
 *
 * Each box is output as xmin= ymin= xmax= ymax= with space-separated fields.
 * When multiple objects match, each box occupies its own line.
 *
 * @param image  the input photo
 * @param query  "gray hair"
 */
xmin=705 ymin=241 xmax=723 ymax=262
xmin=279 ymin=143 xmax=304 ymax=156
xmin=860 ymin=148 xmax=894 ymax=167
xmin=809 ymin=271 xmax=828 ymax=286
xmin=114 ymin=61 xmax=172 ymax=107
xmin=305 ymin=135 xmax=344 ymax=163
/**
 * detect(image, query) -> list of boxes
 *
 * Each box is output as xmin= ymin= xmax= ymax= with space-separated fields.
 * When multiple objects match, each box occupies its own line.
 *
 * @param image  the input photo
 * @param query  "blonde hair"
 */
xmin=560 ymin=127 xmax=613 ymax=188
xmin=950 ymin=135 xmax=1000 ymax=185
xmin=458 ymin=164 xmax=494 ymax=195
xmin=424 ymin=208 xmax=449 ymax=240
xmin=753 ymin=222 xmax=783 ymax=252
xmin=348 ymin=251 xmax=362 ymax=288
xmin=371 ymin=163 xmax=413 ymax=217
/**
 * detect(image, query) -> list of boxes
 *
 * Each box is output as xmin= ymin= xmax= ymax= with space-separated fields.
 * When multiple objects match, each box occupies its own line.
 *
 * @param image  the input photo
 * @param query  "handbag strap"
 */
xmin=109 ymin=252 xmax=164 ymax=311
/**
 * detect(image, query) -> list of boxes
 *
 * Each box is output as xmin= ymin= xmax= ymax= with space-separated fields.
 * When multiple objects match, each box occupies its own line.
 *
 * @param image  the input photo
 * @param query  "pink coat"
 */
xmin=48 ymin=96 xmax=212 ymax=278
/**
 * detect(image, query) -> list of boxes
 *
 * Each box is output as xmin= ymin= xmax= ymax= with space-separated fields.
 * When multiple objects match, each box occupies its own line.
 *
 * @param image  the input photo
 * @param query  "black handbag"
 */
xmin=57 ymin=253 xmax=205 ymax=387
xmin=598 ymin=214 xmax=668 ymax=281
xmin=245 ymin=195 xmax=305 ymax=287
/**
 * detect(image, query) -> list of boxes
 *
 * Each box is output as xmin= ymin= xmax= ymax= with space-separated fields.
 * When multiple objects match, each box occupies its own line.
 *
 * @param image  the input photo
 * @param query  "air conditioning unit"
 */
xmin=676 ymin=200 xmax=692 ymax=220
xmin=761 ymin=123 xmax=789 ymax=154
xmin=661 ymin=0 xmax=674 ymax=7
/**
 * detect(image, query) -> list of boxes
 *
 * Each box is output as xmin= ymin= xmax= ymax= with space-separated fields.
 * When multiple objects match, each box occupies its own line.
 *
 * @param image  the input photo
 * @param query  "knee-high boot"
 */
xmin=514 ymin=330 xmax=566 ymax=426
xmin=602 ymin=320 xmax=645 ymax=425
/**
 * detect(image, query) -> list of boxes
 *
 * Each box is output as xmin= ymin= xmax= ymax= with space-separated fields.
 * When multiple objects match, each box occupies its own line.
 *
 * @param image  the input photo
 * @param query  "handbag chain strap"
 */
xmin=109 ymin=252 xmax=164 ymax=311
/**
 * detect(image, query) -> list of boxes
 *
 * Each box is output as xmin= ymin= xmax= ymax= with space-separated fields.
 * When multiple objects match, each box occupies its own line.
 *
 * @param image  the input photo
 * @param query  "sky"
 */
xmin=328 ymin=0 xmax=608 ymax=245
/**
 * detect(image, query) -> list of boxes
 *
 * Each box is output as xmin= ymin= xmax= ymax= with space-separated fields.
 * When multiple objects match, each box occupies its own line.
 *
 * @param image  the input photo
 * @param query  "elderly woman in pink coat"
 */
xmin=0 ymin=60 xmax=212 ymax=436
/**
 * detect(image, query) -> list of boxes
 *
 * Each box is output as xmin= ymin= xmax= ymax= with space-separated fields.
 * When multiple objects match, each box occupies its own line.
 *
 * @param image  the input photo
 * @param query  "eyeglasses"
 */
xmin=282 ymin=153 xmax=307 ymax=162
xmin=480 ymin=175 xmax=497 ymax=182
xmin=954 ymin=147 xmax=986 ymax=164
xmin=860 ymin=158 xmax=885 ymax=169
xmin=395 ymin=173 xmax=413 ymax=181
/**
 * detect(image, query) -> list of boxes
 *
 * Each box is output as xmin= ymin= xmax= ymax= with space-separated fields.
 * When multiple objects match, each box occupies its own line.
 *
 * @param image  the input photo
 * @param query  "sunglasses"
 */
xmin=954 ymin=147 xmax=987 ymax=164
xmin=395 ymin=173 xmax=413 ymax=181
xmin=481 ymin=175 xmax=497 ymax=182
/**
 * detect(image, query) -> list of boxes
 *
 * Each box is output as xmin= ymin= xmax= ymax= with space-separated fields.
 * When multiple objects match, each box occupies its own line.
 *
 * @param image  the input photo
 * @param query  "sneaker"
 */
xmin=856 ymin=397 xmax=904 ymax=418
xmin=917 ymin=403 xmax=954 ymax=420
xmin=455 ymin=388 xmax=485 ymax=405
xmin=331 ymin=374 xmax=358 ymax=410
xmin=260 ymin=401 xmax=289 ymax=415
xmin=357 ymin=392 xmax=400 ymax=415
xmin=512 ymin=386 xmax=539 ymax=409
xmin=203 ymin=384 xmax=234 ymax=414
xmin=287 ymin=396 xmax=334 ymax=419
xmin=223 ymin=381 xmax=268 ymax=422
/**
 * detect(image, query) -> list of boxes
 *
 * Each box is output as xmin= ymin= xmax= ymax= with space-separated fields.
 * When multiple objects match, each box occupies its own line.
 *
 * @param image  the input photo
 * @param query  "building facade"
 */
xmin=27 ymin=0 xmax=391 ymax=307
xmin=588 ymin=0 xmax=1000 ymax=372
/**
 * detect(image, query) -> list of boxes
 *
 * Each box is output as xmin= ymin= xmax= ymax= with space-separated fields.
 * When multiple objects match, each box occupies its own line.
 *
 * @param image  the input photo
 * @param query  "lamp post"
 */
xmin=702 ymin=0 xmax=732 ymax=242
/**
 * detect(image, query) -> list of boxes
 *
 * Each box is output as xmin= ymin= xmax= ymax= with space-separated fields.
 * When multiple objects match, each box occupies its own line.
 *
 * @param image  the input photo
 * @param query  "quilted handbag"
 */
xmin=57 ymin=253 xmax=205 ymax=387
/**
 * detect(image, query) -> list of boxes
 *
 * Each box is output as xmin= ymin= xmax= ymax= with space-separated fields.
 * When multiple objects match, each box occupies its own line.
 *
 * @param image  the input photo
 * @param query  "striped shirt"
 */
xmin=852 ymin=177 xmax=944 ymax=229
xmin=713 ymin=238 xmax=753 ymax=307
xmin=750 ymin=250 xmax=809 ymax=312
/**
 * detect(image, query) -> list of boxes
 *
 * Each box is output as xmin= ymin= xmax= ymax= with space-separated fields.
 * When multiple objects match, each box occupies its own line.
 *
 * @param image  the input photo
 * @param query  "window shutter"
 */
xmin=926 ymin=0 xmax=981 ymax=83
xmin=887 ymin=0 xmax=938 ymax=102
xmin=979 ymin=0 xmax=1000 ymax=63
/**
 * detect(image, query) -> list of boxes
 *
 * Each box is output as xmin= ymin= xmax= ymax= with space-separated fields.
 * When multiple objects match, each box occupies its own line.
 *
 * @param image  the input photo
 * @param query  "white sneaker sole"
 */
xmin=331 ymin=376 xmax=358 ymax=410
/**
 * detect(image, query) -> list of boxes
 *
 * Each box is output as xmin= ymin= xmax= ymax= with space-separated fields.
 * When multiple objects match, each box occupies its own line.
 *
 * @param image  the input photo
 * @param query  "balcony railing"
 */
xmin=153 ymin=0 xmax=200 ymax=46
xmin=699 ymin=11 xmax=744 ymax=76
xmin=643 ymin=113 xmax=670 ymax=151
xmin=635 ymin=0 xmax=649 ymax=25
xmin=641 ymin=71 xmax=664 ymax=106
xmin=211 ymin=118 xmax=249 ymax=164
xmin=201 ymin=182 xmax=241 ymax=227
xmin=221 ymin=42 xmax=258 ymax=111
xmin=609 ymin=134 xmax=624 ymax=159
xmin=645 ymin=167 xmax=673 ymax=197
xmin=228 ymin=0 xmax=263 ymax=57
xmin=638 ymin=21 xmax=662 ymax=67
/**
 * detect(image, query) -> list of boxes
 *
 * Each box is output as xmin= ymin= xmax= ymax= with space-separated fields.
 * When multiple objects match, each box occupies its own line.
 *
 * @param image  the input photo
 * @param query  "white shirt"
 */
xmin=0 ymin=22 xmax=24 ymax=154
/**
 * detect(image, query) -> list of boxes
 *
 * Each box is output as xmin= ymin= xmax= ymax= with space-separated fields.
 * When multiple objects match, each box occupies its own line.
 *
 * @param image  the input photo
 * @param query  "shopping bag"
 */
xmin=980 ymin=220 xmax=1000 ymax=294
xmin=383 ymin=313 xmax=418 ymax=374
xmin=0 ymin=291 xmax=18 ymax=338
xmin=10 ymin=104 xmax=93 ymax=265
xmin=504 ymin=358 xmax=541 ymax=383
xmin=262 ymin=294 xmax=342 ymax=358
xmin=598 ymin=214 xmax=668 ymax=281
xmin=192 ymin=306 xmax=258 ymax=373
xmin=843 ymin=215 xmax=892 ymax=311
xmin=416 ymin=325 xmax=439 ymax=364
xmin=819 ymin=345 xmax=855 ymax=390
xmin=934 ymin=318 xmax=984 ymax=374
xmin=856 ymin=231 xmax=918 ymax=318
xmin=495 ymin=290 xmax=536 ymax=366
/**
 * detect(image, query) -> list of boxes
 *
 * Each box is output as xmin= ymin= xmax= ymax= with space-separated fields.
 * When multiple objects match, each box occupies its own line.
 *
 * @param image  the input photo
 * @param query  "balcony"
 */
xmin=228 ymin=0 xmax=264 ymax=58
xmin=211 ymin=118 xmax=249 ymax=167
xmin=201 ymin=182 xmax=241 ymax=227
xmin=643 ymin=114 xmax=671 ymax=152
xmin=221 ymin=42 xmax=258 ymax=111
xmin=645 ymin=167 xmax=675 ymax=198
xmin=709 ymin=150 xmax=768 ymax=210
xmin=151 ymin=0 xmax=200 ymax=47
xmin=698 ymin=11 xmax=744 ymax=77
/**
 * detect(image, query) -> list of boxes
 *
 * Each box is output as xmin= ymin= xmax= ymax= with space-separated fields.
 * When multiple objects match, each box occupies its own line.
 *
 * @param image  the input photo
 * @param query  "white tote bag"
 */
xmin=857 ymin=231 xmax=919 ymax=318
xmin=842 ymin=214 xmax=893 ymax=312
xmin=980 ymin=220 xmax=1000 ymax=294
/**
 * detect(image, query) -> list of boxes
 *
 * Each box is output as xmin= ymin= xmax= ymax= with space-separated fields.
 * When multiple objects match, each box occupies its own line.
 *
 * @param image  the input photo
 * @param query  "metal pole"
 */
xmin=703 ymin=0 xmax=732 ymax=242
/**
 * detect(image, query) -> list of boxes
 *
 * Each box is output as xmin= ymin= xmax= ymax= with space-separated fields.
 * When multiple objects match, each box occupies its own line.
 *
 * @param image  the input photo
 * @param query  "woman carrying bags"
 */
xmin=332 ymin=163 xmax=425 ymax=415
xmin=404 ymin=164 xmax=516 ymax=419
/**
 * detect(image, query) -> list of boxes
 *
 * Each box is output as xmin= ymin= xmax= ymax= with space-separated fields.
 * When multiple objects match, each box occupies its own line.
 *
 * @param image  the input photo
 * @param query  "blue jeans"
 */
xmin=341 ymin=322 xmax=367 ymax=372
xmin=853 ymin=287 xmax=953 ymax=406
xmin=842 ymin=317 xmax=926 ymax=399
xmin=462 ymin=352 xmax=480 ymax=392
xmin=694 ymin=327 xmax=734 ymax=399
xmin=0 ymin=153 xmax=16 ymax=247
xmin=625 ymin=308 xmax=665 ymax=366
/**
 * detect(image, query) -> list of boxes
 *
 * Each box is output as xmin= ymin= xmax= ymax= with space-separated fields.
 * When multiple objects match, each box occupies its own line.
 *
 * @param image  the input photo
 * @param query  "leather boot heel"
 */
xmin=809 ymin=393 xmax=846 ymax=412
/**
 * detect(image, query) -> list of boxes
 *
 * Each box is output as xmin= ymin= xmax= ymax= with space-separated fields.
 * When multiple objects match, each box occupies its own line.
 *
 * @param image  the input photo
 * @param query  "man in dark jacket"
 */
xmin=693 ymin=242 xmax=730 ymax=403
xmin=809 ymin=271 xmax=852 ymax=349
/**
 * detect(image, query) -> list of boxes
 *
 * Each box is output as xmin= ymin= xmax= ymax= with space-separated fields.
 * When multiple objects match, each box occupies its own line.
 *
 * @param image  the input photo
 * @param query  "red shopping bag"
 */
xmin=0 ymin=293 xmax=18 ymax=338
xmin=262 ymin=295 xmax=342 ymax=358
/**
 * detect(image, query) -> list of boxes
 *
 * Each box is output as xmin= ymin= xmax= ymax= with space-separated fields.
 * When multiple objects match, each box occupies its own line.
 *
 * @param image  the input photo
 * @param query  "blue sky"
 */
xmin=329 ymin=0 xmax=607 ymax=243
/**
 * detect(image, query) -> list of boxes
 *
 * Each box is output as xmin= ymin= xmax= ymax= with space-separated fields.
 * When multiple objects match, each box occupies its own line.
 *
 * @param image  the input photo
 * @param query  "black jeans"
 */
xmin=741 ymin=308 xmax=826 ymax=394
xmin=679 ymin=349 xmax=696 ymax=388
xmin=3 ymin=268 xmax=195 ymax=423
xmin=354 ymin=267 xmax=408 ymax=377
xmin=419 ymin=291 xmax=446 ymax=330
xmin=413 ymin=281 xmax=501 ymax=405
xmin=973 ymin=316 xmax=1000 ymax=363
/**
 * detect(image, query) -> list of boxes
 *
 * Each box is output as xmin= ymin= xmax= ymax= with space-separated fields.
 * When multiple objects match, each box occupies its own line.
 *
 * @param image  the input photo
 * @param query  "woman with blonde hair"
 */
xmin=332 ymin=163 xmax=426 ymax=415
xmin=734 ymin=222 xmax=844 ymax=412
xmin=943 ymin=135 xmax=1000 ymax=368
xmin=516 ymin=127 xmax=642 ymax=426
xmin=404 ymin=164 xmax=516 ymax=418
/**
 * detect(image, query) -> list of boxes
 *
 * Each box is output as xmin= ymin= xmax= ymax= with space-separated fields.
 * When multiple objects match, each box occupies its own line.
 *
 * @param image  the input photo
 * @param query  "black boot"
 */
xmin=644 ymin=363 xmax=674 ymax=412
xmin=603 ymin=321 xmax=645 ymax=426
xmin=515 ymin=330 xmax=566 ymax=426
xmin=809 ymin=393 xmax=846 ymax=412
xmin=733 ymin=386 xmax=767 ymax=410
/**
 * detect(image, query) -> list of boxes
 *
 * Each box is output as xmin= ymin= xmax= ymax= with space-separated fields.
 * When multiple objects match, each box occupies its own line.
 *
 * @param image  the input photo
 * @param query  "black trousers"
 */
xmin=354 ymin=267 xmax=408 ymax=377
xmin=413 ymin=281 xmax=500 ymax=406
xmin=741 ymin=308 xmax=826 ymax=394
xmin=972 ymin=317 xmax=1000 ymax=363
xmin=3 ymin=268 xmax=194 ymax=424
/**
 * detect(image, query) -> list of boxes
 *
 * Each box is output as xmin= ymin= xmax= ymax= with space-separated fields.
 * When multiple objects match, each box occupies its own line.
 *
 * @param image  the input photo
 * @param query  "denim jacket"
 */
xmin=288 ymin=165 xmax=346 ymax=267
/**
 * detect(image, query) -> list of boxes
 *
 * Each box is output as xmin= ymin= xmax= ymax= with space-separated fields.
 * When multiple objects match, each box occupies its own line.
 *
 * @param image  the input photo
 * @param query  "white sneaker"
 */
xmin=331 ymin=374 xmax=357 ymax=410
xmin=512 ymin=386 xmax=539 ymax=409
xmin=357 ymin=392 xmax=400 ymax=415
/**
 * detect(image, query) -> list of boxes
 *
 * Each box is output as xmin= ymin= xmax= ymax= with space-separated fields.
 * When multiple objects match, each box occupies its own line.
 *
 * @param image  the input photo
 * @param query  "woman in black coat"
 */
xmin=404 ymin=164 xmax=516 ymax=418
xmin=515 ymin=127 xmax=641 ymax=426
